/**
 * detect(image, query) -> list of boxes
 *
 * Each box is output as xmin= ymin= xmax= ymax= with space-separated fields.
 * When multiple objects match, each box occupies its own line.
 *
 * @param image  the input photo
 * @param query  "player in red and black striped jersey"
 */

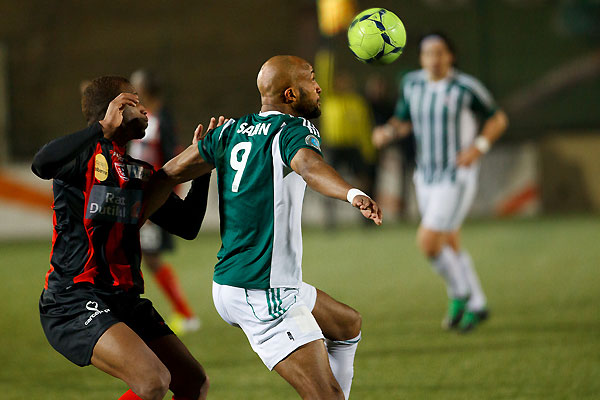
xmin=32 ymin=76 xmax=219 ymax=400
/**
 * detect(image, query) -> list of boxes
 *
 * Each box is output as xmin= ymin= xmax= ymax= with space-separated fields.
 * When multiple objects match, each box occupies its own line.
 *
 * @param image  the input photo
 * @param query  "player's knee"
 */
xmin=417 ymin=231 xmax=441 ymax=258
xmin=172 ymin=363 xmax=209 ymax=399
xmin=199 ymin=374 xmax=210 ymax=398
xmin=193 ymin=368 xmax=210 ymax=399
xmin=322 ymin=383 xmax=345 ymax=400
xmin=333 ymin=307 xmax=361 ymax=340
xmin=136 ymin=367 xmax=171 ymax=400
xmin=347 ymin=309 xmax=362 ymax=339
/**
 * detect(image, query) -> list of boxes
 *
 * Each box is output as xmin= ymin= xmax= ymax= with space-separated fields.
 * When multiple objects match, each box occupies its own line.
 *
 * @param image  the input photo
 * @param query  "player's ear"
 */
xmin=283 ymin=88 xmax=296 ymax=104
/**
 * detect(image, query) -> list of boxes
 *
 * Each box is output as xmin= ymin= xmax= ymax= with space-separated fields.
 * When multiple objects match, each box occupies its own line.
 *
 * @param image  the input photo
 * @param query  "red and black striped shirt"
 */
xmin=32 ymin=122 xmax=209 ymax=294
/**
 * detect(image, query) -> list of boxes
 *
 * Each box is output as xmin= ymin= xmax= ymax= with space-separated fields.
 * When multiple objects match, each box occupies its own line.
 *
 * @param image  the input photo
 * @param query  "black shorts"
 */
xmin=39 ymin=285 xmax=173 ymax=367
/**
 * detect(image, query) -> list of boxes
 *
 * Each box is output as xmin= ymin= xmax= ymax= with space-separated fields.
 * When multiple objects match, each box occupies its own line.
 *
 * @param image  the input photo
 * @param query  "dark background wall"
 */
xmin=0 ymin=0 xmax=598 ymax=160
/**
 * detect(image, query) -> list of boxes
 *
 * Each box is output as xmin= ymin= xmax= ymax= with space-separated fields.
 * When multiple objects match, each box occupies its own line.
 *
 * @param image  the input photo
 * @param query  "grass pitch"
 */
xmin=1 ymin=215 xmax=599 ymax=399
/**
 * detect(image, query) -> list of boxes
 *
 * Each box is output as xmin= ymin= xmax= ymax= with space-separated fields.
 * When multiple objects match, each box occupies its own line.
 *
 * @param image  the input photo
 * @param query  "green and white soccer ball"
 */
xmin=348 ymin=8 xmax=406 ymax=64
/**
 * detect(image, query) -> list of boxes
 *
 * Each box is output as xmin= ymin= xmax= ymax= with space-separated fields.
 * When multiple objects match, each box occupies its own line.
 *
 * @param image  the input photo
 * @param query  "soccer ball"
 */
xmin=347 ymin=8 xmax=406 ymax=64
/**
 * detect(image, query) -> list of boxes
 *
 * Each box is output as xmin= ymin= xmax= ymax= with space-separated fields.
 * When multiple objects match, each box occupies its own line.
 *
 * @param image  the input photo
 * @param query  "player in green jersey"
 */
xmin=149 ymin=55 xmax=382 ymax=399
xmin=373 ymin=32 xmax=508 ymax=332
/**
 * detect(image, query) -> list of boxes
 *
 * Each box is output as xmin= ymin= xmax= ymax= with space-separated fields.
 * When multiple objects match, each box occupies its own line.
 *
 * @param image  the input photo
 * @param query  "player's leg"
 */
xmin=447 ymin=232 xmax=489 ymax=332
xmin=445 ymin=169 xmax=488 ymax=332
xmin=146 ymin=334 xmax=209 ymax=400
xmin=415 ymin=178 xmax=471 ymax=328
xmin=274 ymin=340 xmax=345 ymax=400
xmin=418 ymin=225 xmax=470 ymax=327
xmin=91 ymin=322 xmax=171 ymax=400
xmin=213 ymin=282 xmax=339 ymax=399
xmin=40 ymin=288 xmax=172 ymax=400
xmin=310 ymin=288 xmax=361 ymax=400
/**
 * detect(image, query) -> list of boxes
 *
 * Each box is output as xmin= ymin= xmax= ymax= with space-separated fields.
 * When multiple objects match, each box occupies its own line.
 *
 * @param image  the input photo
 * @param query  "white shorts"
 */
xmin=212 ymin=281 xmax=323 ymax=370
xmin=414 ymin=167 xmax=478 ymax=232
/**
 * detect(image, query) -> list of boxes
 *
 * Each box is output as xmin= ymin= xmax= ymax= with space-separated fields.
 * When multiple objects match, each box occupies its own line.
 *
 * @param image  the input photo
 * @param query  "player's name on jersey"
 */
xmin=85 ymin=186 xmax=143 ymax=224
xmin=236 ymin=122 xmax=272 ymax=137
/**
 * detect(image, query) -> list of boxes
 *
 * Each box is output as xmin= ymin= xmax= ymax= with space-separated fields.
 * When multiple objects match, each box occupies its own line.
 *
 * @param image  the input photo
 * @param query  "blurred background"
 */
xmin=0 ymin=1 xmax=599 ymax=399
xmin=0 ymin=0 xmax=598 ymax=236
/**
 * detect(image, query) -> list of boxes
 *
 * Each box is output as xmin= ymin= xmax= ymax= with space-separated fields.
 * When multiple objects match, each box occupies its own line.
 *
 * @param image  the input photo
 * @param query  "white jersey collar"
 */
xmin=258 ymin=110 xmax=285 ymax=117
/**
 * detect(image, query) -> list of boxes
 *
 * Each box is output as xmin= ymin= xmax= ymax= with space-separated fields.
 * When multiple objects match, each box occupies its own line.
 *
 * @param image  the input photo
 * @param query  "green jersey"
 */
xmin=197 ymin=111 xmax=322 ymax=289
xmin=395 ymin=69 xmax=497 ymax=183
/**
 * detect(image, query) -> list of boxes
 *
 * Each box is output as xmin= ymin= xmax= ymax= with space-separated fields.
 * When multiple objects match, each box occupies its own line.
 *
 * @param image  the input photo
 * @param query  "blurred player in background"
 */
xmin=373 ymin=32 xmax=509 ymax=332
xmin=153 ymin=55 xmax=382 ymax=399
xmin=129 ymin=69 xmax=200 ymax=335
xmin=32 ymin=76 xmax=219 ymax=400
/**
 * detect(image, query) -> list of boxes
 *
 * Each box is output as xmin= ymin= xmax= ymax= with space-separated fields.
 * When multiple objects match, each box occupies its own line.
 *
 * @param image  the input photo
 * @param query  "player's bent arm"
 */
xmin=290 ymin=148 xmax=352 ymax=201
xmin=31 ymin=123 xmax=103 ymax=179
xmin=141 ymin=143 xmax=214 ymax=223
xmin=149 ymin=173 xmax=211 ymax=240
xmin=290 ymin=148 xmax=382 ymax=225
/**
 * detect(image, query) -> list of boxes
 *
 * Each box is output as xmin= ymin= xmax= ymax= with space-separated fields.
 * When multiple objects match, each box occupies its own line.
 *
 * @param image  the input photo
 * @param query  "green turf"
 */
xmin=1 ymin=215 xmax=599 ymax=399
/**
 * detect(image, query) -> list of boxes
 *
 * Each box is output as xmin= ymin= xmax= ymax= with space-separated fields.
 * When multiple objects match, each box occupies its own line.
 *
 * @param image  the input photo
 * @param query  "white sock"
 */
xmin=459 ymin=250 xmax=487 ymax=311
xmin=432 ymin=246 xmax=469 ymax=299
xmin=326 ymin=332 xmax=361 ymax=399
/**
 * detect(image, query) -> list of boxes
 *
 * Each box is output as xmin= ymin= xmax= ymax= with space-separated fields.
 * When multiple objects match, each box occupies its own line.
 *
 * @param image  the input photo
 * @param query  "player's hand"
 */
xmin=192 ymin=116 xmax=226 ymax=145
xmin=99 ymin=93 xmax=139 ymax=139
xmin=456 ymin=146 xmax=483 ymax=167
xmin=352 ymin=195 xmax=383 ymax=225
xmin=372 ymin=125 xmax=394 ymax=149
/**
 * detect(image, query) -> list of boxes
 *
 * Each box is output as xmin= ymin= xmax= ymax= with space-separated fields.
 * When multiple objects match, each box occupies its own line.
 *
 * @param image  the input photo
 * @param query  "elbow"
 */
xmin=31 ymin=157 xmax=52 ymax=180
xmin=177 ymin=215 xmax=204 ymax=240
xmin=180 ymin=226 xmax=201 ymax=240
xmin=496 ymin=110 xmax=509 ymax=131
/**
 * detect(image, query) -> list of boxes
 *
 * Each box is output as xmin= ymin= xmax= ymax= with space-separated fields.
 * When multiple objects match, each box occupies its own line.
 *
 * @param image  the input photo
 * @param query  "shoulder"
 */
xmin=209 ymin=117 xmax=238 ymax=141
xmin=454 ymin=71 xmax=492 ymax=97
xmin=284 ymin=116 xmax=320 ymax=138
xmin=401 ymin=70 xmax=425 ymax=87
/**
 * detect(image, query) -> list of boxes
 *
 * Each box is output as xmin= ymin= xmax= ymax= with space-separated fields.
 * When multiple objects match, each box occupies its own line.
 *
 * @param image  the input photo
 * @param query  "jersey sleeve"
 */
xmin=394 ymin=76 xmax=412 ymax=121
xmin=31 ymin=122 xmax=102 ymax=183
xmin=279 ymin=119 xmax=323 ymax=167
xmin=197 ymin=124 xmax=223 ymax=165
xmin=467 ymin=79 xmax=498 ymax=119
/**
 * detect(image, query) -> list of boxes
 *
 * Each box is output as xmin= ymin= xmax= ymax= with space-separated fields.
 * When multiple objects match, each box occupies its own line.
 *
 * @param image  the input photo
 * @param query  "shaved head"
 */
xmin=257 ymin=55 xmax=308 ymax=99
xmin=257 ymin=55 xmax=322 ymax=118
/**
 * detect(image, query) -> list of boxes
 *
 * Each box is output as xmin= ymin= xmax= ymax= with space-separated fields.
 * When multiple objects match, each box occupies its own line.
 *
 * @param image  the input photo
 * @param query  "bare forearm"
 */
xmin=300 ymin=159 xmax=352 ymax=201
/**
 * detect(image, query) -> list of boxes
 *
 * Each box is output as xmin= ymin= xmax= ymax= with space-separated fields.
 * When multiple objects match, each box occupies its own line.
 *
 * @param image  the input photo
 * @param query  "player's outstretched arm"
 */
xmin=290 ymin=148 xmax=382 ymax=225
xmin=141 ymin=117 xmax=224 ymax=222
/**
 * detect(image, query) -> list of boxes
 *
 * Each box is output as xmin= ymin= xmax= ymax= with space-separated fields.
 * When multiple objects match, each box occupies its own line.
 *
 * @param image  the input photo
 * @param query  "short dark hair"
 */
xmin=418 ymin=31 xmax=456 ymax=57
xmin=81 ymin=76 xmax=130 ymax=126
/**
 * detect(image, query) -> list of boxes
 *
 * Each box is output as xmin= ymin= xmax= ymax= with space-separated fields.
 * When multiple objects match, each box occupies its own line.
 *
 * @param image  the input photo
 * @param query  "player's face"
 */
xmin=120 ymin=83 xmax=148 ymax=140
xmin=293 ymin=65 xmax=322 ymax=119
xmin=420 ymin=38 xmax=454 ymax=81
